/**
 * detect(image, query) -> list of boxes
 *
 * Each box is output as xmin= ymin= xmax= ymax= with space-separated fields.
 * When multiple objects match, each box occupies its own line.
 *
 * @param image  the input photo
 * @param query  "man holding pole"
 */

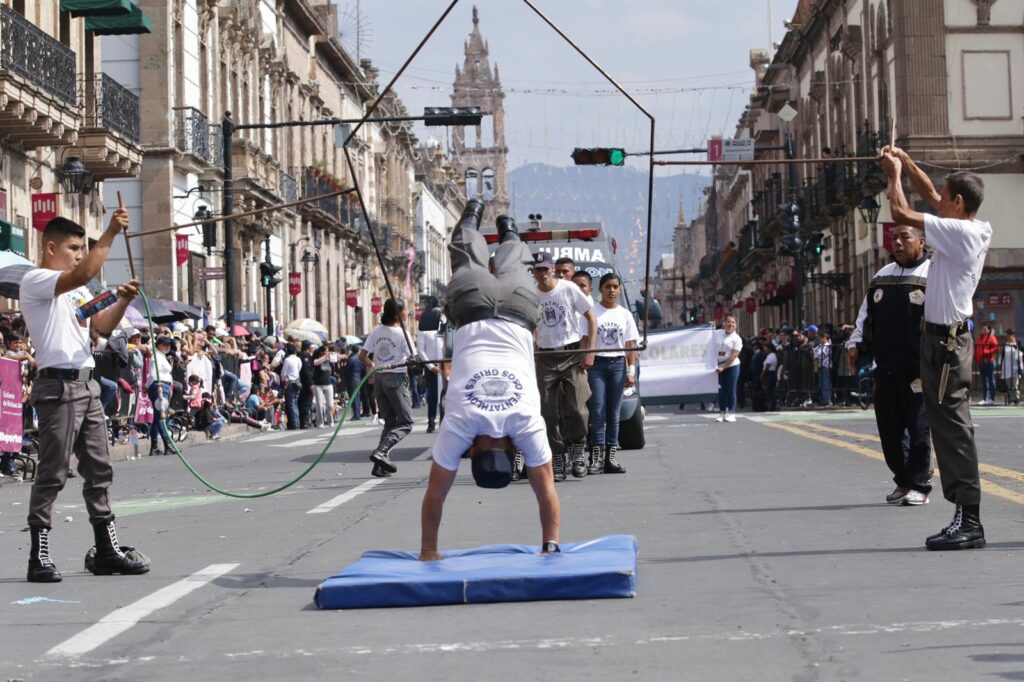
xmin=881 ymin=146 xmax=992 ymax=550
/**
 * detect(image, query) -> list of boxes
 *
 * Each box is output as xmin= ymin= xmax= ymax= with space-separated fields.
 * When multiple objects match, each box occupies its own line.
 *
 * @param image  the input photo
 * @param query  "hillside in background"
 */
xmin=508 ymin=163 xmax=711 ymax=276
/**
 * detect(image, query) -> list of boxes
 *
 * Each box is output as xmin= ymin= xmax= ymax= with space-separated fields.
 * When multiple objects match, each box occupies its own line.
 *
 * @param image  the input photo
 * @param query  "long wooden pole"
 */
xmin=127 ymin=188 xmax=354 ymax=240
xmin=116 ymin=191 xmax=138 ymax=281
xmin=653 ymin=156 xmax=882 ymax=167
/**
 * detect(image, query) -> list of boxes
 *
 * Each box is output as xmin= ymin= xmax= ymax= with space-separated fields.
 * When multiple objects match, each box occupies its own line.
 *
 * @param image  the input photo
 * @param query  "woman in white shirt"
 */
xmin=145 ymin=336 xmax=175 ymax=455
xmin=713 ymin=315 xmax=743 ymax=422
xmin=359 ymin=299 xmax=414 ymax=477
xmin=586 ymin=273 xmax=639 ymax=475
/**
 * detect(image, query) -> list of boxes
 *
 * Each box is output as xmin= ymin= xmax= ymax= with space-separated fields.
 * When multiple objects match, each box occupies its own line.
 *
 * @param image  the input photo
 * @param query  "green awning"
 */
xmin=61 ymin=0 xmax=132 ymax=17
xmin=85 ymin=4 xmax=152 ymax=35
xmin=0 ymin=219 xmax=28 ymax=258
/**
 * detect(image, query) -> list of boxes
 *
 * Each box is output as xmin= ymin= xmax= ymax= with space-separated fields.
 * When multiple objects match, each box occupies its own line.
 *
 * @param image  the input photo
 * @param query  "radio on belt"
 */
xmin=75 ymin=290 xmax=118 ymax=321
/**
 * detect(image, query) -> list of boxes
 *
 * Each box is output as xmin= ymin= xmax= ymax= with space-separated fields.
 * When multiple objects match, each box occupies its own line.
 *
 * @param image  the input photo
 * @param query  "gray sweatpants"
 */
xmin=921 ymin=330 xmax=980 ymax=505
xmin=446 ymin=225 xmax=538 ymax=327
xmin=373 ymin=372 xmax=413 ymax=455
xmin=28 ymin=378 xmax=114 ymax=529
xmin=537 ymin=350 xmax=591 ymax=454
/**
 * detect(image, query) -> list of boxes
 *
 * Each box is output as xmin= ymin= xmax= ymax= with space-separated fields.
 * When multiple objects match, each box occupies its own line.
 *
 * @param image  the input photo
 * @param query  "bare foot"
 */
xmin=418 ymin=550 xmax=443 ymax=562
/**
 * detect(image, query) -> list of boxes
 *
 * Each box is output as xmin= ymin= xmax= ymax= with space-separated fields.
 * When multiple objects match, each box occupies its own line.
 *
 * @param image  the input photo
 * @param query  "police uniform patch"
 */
xmin=908 ymin=289 xmax=925 ymax=305
xmin=872 ymin=289 xmax=883 ymax=303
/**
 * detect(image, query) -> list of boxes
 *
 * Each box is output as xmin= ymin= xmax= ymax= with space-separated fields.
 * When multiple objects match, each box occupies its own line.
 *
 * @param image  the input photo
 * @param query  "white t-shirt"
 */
xmin=19 ymin=268 xmax=94 ymax=370
xmin=280 ymin=354 xmax=301 ymax=383
xmin=146 ymin=349 xmax=173 ymax=386
xmin=923 ymin=213 xmax=992 ymax=324
xmin=363 ymin=324 xmax=413 ymax=374
xmin=536 ymin=279 xmax=593 ymax=349
xmin=593 ymin=304 xmax=639 ymax=358
xmin=763 ymin=351 xmax=778 ymax=373
xmin=431 ymin=320 xmax=551 ymax=471
xmin=713 ymin=330 xmax=742 ymax=369
xmin=416 ymin=328 xmax=445 ymax=371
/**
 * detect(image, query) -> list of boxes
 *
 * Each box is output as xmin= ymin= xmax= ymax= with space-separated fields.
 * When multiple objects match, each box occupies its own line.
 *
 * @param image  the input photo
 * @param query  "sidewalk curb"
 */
xmin=109 ymin=423 xmax=264 ymax=462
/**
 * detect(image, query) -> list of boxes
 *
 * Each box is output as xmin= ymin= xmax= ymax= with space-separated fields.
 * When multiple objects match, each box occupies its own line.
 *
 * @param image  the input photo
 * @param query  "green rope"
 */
xmin=137 ymin=287 xmax=379 ymax=499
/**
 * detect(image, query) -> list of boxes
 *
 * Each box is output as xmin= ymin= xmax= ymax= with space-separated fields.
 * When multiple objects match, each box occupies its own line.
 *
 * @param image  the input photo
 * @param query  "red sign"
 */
xmin=733 ymin=300 xmax=743 ymax=309
xmin=345 ymin=289 xmax=358 ymax=308
xmin=882 ymin=221 xmax=898 ymax=253
xmin=707 ymin=138 xmax=723 ymax=163
xmin=763 ymin=281 xmax=777 ymax=296
xmin=986 ymin=292 xmax=1013 ymax=308
xmin=175 ymin=234 xmax=189 ymax=267
xmin=31 ymin=192 xmax=58 ymax=231
xmin=745 ymin=297 xmax=758 ymax=314
xmin=371 ymin=296 xmax=383 ymax=315
xmin=288 ymin=272 xmax=301 ymax=296
xmin=0 ymin=189 xmax=7 ymax=220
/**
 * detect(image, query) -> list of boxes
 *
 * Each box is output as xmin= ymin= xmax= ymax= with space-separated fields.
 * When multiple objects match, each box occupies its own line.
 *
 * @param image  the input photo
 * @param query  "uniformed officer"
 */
xmin=847 ymin=225 xmax=932 ymax=506
xmin=21 ymin=212 xmax=150 ymax=582
xmin=882 ymin=146 xmax=992 ymax=550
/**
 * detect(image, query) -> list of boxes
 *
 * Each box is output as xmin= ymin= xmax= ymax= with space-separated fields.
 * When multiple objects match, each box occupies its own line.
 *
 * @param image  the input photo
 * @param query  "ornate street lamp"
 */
xmin=58 ymin=156 xmax=93 ymax=195
xmin=858 ymin=195 xmax=881 ymax=225
xmin=358 ymin=270 xmax=370 ymax=290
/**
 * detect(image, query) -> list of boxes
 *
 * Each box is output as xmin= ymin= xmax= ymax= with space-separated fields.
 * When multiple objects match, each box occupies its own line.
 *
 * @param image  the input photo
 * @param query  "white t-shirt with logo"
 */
xmin=593 ymin=304 xmax=639 ymax=358
xmin=431 ymin=320 xmax=551 ymax=471
xmin=19 ymin=268 xmax=95 ymax=370
xmin=713 ymin=330 xmax=743 ymax=369
xmin=923 ymin=213 xmax=992 ymax=324
xmin=363 ymin=324 xmax=413 ymax=374
xmin=536 ymin=279 xmax=593 ymax=349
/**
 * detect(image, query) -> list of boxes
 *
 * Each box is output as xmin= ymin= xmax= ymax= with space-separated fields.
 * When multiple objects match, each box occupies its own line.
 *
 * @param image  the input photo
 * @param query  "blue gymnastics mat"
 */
xmin=314 ymin=534 xmax=638 ymax=609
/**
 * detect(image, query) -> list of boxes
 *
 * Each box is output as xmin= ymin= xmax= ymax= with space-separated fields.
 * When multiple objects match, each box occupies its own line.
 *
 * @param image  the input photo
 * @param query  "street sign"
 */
xmin=722 ymin=139 xmax=755 ymax=162
xmin=31 ymin=192 xmax=58 ymax=231
xmin=778 ymin=102 xmax=798 ymax=122
xmin=288 ymin=272 xmax=301 ymax=296
xmin=371 ymin=295 xmax=383 ymax=315
xmin=707 ymin=138 xmax=723 ymax=162
xmin=198 ymin=266 xmax=225 ymax=281
xmin=345 ymin=289 xmax=358 ymax=308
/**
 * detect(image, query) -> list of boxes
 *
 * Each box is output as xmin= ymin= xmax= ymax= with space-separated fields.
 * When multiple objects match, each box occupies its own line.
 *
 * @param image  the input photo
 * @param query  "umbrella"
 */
xmin=221 ymin=310 xmax=261 ymax=323
xmin=166 ymin=300 xmax=202 ymax=320
xmin=130 ymin=297 xmax=178 ymax=323
xmin=122 ymin=304 xmax=147 ymax=328
xmin=286 ymin=318 xmax=329 ymax=340
xmin=0 ymin=251 xmax=36 ymax=299
xmin=282 ymin=328 xmax=322 ymax=345
xmin=233 ymin=324 xmax=250 ymax=337
xmin=339 ymin=335 xmax=362 ymax=347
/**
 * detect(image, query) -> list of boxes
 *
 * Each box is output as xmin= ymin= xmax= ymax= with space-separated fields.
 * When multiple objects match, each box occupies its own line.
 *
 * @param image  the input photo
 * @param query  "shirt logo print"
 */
xmin=540 ymin=301 xmax=567 ymax=329
xmin=465 ymin=369 xmax=523 ymax=413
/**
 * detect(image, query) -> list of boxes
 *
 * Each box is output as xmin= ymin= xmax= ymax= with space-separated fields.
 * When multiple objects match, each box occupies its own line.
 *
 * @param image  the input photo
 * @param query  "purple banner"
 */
xmin=0 ymin=357 xmax=24 ymax=449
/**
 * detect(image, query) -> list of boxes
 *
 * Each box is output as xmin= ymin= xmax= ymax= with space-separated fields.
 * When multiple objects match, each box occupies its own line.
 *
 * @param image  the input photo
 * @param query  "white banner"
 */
xmin=640 ymin=325 xmax=719 ymax=398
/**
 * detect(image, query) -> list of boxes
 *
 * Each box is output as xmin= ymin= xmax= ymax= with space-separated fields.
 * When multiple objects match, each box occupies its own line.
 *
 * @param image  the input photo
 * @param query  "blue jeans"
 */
xmin=222 ymin=371 xmax=245 ymax=404
xmin=99 ymin=376 xmax=118 ymax=410
xmin=980 ymin=361 xmax=996 ymax=401
xmin=718 ymin=364 xmax=740 ymax=413
xmin=820 ymin=366 xmax=832 ymax=406
xmin=207 ymin=418 xmax=225 ymax=438
xmin=147 ymin=382 xmax=173 ymax=451
xmin=284 ymin=382 xmax=302 ymax=429
xmin=588 ymin=356 xmax=626 ymax=445
xmin=344 ymin=376 xmax=363 ymax=419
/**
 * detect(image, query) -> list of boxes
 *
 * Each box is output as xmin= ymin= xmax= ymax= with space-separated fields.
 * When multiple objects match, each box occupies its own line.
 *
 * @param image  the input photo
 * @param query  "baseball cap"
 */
xmin=471 ymin=449 xmax=514 ymax=489
xmin=804 ymin=325 xmax=819 ymax=333
xmin=532 ymin=252 xmax=554 ymax=270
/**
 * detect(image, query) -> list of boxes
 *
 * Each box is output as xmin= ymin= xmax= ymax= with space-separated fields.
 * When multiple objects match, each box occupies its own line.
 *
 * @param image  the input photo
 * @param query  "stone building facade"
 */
xmin=692 ymin=0 xmax=1024 ymax=336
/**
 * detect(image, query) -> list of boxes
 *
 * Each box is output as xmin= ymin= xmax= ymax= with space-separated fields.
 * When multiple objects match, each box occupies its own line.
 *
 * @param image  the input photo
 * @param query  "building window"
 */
xmin=465 ymin=168 xmax=479 ymax=198
xmin=481 ymin=168 xmax=495 ymax=201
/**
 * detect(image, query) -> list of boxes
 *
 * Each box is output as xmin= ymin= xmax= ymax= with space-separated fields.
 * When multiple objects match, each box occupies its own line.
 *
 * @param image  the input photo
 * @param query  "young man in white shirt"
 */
xmin=882 ymin=146 xmax=992 ymax=550
xmin=280 ymin=345 xmax=302 ymax=430
xmin=21 ymin=213 xmax=149 ymax=582
xmin=419 ymin=204 xmax=560 ymax=560
xmin=533 ymin=252 xmax=597 ymax=481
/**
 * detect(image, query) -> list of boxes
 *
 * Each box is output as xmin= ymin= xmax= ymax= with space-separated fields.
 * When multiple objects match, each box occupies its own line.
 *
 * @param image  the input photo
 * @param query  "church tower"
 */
xmin=450 ymin=6 xmax=510 ymax=226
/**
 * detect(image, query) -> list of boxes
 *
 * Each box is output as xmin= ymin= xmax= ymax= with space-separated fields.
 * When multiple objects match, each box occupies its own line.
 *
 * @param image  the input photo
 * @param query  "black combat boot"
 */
xmin=569 ymin=442 xmax=587 ymax=478
xmin=495 ymin=215 xmax=521 ymax=243
xmin=89 ymin=521 xmax=151 ymax=575
xmin=27 ymin=527 xmax=62 ymax=583
xmin=552 ymin=451 xmax=567 ymax=482
xmin=458 ymin=199 xmax=485 ymax=232
xmin=369 ymin=449 xmax=398 ymax=474
xmin=925 ymin=504 xmax=985 ymax=550
xmin=587 ymin=444 xmax=605 ymax=476
xmin=603 ymin=444 xmax=626 ymax=474
xmin=371 ymin=462 xmax=391 ymax=478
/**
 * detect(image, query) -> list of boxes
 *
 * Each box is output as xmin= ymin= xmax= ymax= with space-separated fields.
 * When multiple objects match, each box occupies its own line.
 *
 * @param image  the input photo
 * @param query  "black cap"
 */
xmin=155 ymin=335 xmax=174 ymax=348
xmin=471 ymin=449 xmax=514 ymax=489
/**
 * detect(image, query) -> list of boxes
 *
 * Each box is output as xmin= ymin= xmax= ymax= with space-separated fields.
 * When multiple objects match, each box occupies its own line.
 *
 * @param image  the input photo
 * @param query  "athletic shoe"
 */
xmin=886 ymin=487 xmax=911 ymax=504
xmin=724 ymin=413 xmax=736 ymax=423
xmin=901 ymin=490 xmax=929 ymax=506
xmin=715 ymin=414 xmax=725 ymax=423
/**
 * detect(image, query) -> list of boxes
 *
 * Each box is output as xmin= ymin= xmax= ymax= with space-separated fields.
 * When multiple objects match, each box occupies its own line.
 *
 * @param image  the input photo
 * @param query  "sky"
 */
xmin=345 ymin=0 xmax=800 ymax=175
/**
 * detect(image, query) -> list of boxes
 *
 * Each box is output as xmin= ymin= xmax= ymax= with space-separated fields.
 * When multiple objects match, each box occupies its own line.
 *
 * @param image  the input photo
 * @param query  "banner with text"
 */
xmin=640 ymin=325 xmax=718 ymax=400
xmin=0 ymin=357 xmax=24 ymax=449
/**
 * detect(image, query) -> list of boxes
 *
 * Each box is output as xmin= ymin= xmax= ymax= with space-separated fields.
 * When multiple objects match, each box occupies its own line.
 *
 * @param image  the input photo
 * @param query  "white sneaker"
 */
xmin=901 ymin=490 xmax=929 ymax=506
xmin=724 ymin=413 xmax=736 ymax=423
xmin=260 ymin=421 xmax=271 ymax=432
xmin=715 ymin=414 xmax=725 ymax=423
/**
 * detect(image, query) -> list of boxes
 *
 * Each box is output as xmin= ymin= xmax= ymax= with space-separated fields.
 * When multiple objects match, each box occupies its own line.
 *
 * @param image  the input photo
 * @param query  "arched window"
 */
xmin=465 ymin=168 xmax=479 ymax=198
xmin=481 ymin=168 xmax=496 ymax=201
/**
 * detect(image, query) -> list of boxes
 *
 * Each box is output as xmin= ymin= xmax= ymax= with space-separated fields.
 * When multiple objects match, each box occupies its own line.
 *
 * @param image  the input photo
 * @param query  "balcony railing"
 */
xmin=81 ymin=74 xmax=140 ymax=142
xmin=279 ymin=170 xmax=298 ymax=204
xmin=174 ymin=107 xmax=213 ymax=163
xmin=0 ymin=5 xmax=76 ymax=105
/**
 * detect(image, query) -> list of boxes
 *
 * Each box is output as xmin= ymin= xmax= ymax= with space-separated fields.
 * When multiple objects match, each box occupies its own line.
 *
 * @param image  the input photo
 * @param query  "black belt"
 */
xmin=457 ymin=309 xmax=535 ymax=332
xmin=923 ymin=321 xmax=970 ymax=337
xmin=39 ymin=367 xmax=94 ymax=382
xmin=540 ymin=341 xmax=582 ymax=352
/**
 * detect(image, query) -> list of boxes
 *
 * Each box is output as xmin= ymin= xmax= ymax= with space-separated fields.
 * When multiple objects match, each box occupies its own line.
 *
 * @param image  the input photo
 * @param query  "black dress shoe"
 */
xmin=371 ymin=463 xmax=391 ymax=478
xmin=370 ymin=450 xmax=397 ymax=474
xmin=426 ymin=423 xmax=435 ymax=434
xmin=926 ymin=504 xmax=986 ymax=550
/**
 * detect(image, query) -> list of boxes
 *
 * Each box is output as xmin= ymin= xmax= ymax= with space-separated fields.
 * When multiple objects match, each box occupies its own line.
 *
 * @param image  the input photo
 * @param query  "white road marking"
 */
xmin=246 ymin=430 xmax=297 ymax=443
xmin=267 ymin=427 xmax=377 ymax=448
xmin=306 ymin=479 xmax=386 ymax=514
xmin=414 ymin=447 xmax=433 ymax=461
xmin=46 ymin=563 xmax=239 ymax=658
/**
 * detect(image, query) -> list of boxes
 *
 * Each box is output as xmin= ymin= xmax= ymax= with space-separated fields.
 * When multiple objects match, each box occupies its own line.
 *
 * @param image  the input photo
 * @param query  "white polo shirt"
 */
xmin=536 ymin=278 xmax=593 ymax=349
xmin=923 ymin=213 xmax=992 ymax=324
xmin=431 ymin=320 xmax=551 ymax=471
xmin=19 ymin=268 xmax=94 ymax=370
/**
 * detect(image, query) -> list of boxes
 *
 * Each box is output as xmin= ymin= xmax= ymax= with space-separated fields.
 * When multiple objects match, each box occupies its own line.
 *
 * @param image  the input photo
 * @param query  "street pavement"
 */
xmin=3 ymin=403 xmax=1024 ymax=681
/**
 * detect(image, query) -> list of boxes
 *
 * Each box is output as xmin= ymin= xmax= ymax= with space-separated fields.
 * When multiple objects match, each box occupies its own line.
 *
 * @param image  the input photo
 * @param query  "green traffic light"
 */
xmin=609 ymin=148 xmax=625 ymax=166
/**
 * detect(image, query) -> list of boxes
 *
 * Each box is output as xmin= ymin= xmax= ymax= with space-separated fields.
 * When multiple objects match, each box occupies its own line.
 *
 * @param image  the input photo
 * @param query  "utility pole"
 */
xmin=264 ymin=236 xmax=273 ymax=337
xmin=222 ymin=111 xmax=235 ymax=333
xmin=785 ymin=131 xmax=805 ymax=329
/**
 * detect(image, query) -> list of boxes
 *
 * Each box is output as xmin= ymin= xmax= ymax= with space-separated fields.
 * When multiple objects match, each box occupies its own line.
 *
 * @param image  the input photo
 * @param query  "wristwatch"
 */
xmin=542 ymin=541 xmax=560 ymax=554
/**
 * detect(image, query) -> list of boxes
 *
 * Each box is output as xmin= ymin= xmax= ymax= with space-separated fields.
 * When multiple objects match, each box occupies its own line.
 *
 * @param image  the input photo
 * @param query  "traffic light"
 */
xmin=423 ymin=106 xmax=483 ymax=127
xmin=779 ymin=233 xmax=803 ymax=256
xmin=571 ymin=147 xmax=626 ymax=166
xmin=195 ymin=206 xmax=216 ymax=252
xmin=778 ymin=200 xmax=800 ymax=232
xmin=807 ymin=232 xmax=825 ymax=257
xmin=687 ymin=307 xmax=698 ymax=323
xmin=259 ymin=261 xmax=282 ymax=289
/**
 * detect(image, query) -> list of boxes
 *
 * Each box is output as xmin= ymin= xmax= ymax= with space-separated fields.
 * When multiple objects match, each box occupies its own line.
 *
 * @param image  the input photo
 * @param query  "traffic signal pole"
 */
xmin=785 ymin=132 xmax=805 ymax=329
xmin=264 ymin=236 xmax=273 ymax=337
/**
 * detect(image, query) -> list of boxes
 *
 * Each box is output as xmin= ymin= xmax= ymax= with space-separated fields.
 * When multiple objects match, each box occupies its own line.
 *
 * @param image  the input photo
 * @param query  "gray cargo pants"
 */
xmin=537 ymin=348 xmax=591 ymax=455
xmin=28 ymin=378 xmax=114 ymax=529
xmin=373 ymin=372 xmax=414 ymax=455
xmin=921 ymin=329 xmax=980 ymax=505
xmin=446 ymin=225 xmax=538 ymax=328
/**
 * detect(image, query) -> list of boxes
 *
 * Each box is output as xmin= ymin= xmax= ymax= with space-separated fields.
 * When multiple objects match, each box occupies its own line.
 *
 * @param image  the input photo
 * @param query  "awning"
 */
xmin=0 ymin=219 xmax=27 ymax=258
xmin=84 ymin=4 xmax=152 ymax=35
xmin=61 ymin=0 xmax=132 ymax=17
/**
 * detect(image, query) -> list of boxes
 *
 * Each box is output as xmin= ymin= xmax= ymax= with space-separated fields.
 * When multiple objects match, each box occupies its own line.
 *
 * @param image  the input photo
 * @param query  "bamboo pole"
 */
xmin=653 ymin=156 xmax=882 ymax=167
xmin=116 ymin=191 xmax=138 ymax=280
